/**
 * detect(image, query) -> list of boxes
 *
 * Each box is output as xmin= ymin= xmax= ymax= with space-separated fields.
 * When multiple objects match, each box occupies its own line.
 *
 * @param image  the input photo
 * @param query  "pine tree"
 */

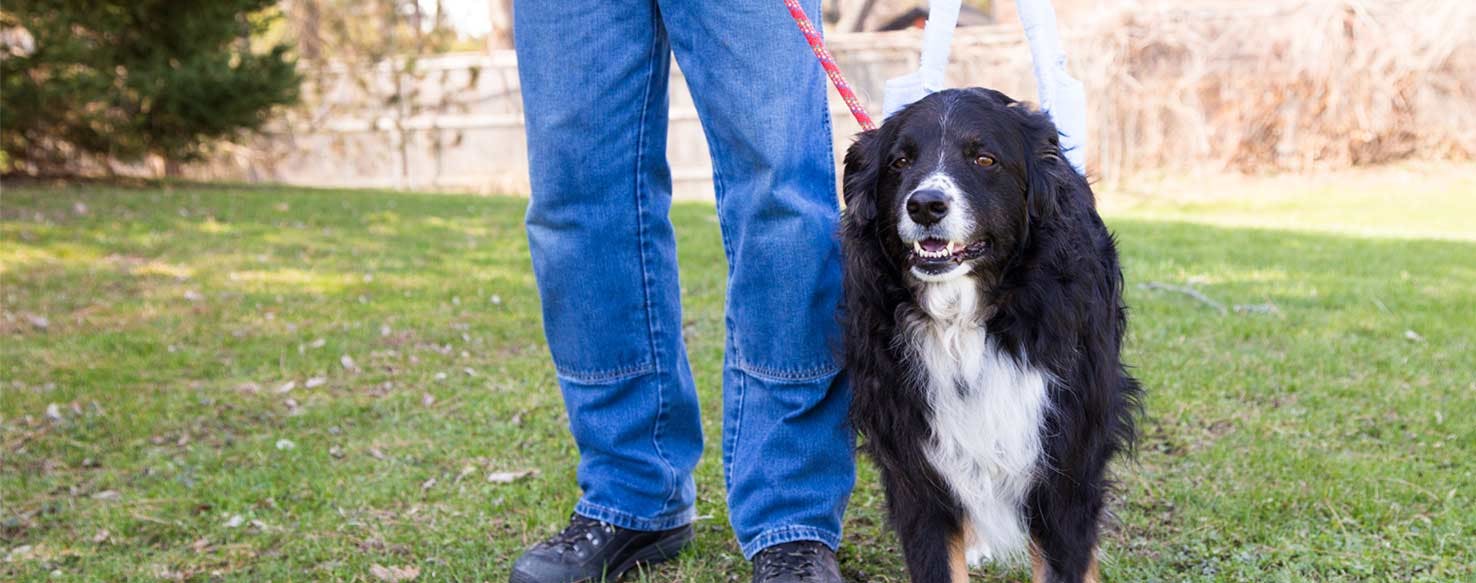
xmin=1 ymin=0 xmax=301 ymax=175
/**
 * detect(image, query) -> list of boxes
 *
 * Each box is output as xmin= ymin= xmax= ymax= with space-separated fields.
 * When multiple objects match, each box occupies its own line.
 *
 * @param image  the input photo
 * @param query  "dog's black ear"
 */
xmin=965 ymin=87 xmax=1019 ymax=107
xmin=842 ymin=129 xmax=883 ymax=228
xmin=1024 ymin=122 xmax=1066 ymax=221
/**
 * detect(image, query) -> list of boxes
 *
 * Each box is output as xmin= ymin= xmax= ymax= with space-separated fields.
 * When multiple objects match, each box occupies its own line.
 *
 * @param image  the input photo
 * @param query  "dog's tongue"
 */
xmin=920 ymin=238 xmax=949 ymax=253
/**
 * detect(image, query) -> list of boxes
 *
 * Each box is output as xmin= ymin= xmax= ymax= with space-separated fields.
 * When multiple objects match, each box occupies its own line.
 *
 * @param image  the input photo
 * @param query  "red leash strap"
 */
xmin=783 ymin=0 xmax=877 ymax=131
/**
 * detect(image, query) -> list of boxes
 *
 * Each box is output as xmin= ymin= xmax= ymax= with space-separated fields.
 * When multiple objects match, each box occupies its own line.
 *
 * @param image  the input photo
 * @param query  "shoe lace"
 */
xmin=546 ymin=514 xmax=617 ymax=555
xmin=754 ymin=542 xmax=821 ymax=579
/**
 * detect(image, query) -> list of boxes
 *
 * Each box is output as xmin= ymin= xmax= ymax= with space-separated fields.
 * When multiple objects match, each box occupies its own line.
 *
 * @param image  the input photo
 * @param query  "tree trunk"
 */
xmin=836 ymin=0 xmax=879 ymax=33
xmin=285 ymin=0 xmax=323 ymax=62
xmin=487 ymin=0 xmax=513 ymax=51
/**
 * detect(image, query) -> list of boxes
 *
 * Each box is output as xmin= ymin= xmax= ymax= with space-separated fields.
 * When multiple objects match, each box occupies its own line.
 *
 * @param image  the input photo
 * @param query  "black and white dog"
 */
xmin=840 ymin=88 xmax=1140 ymax=583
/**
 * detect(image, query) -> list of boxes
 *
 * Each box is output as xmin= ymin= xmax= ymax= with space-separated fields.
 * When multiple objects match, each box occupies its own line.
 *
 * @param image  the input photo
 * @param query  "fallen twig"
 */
xmin=1140 ymin=282 xmax=1228 ymax=314
xmin=1233 ymin=303 xmax=1280 ymax=315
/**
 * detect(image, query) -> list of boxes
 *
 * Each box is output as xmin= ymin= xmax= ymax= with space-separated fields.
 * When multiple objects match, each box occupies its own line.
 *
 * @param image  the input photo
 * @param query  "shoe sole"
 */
xmin=608 ymin=526 xmax=695 ymax=581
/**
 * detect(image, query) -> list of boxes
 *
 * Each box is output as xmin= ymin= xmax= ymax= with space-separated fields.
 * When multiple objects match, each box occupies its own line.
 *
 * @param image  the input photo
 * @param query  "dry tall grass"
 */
xmin=178 ymin=0 xmax=1476 ymax=190
xmin=1073 ymin=0 xmax=1476 ymax=178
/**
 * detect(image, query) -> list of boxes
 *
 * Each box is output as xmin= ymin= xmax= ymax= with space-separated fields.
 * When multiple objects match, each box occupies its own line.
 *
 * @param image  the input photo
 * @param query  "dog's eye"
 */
xmin=974 ymin=155 xmax=996 ymax=167
xmin=890 ymin=157 xmax=911 ymax=171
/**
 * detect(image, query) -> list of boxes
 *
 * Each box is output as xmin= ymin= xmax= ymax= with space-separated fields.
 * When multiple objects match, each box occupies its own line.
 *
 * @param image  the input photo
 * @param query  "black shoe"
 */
xmin=751 ymin=541 xmax=843 ymax=583
xmin=508 ymin=514 xmax=693 ymax=583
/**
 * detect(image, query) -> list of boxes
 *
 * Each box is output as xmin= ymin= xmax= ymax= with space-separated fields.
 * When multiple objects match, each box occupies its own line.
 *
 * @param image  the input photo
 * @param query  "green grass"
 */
xmin=1101 ymin=162 xmax=1476 ymax=242
xmin=2 ymin=174 xmax=1472 ymax=581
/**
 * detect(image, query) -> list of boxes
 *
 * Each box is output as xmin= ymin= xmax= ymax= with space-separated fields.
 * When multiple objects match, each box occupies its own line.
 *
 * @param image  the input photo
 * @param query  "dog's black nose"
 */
xmin=906 ymin=190 xmax=950 ymax=226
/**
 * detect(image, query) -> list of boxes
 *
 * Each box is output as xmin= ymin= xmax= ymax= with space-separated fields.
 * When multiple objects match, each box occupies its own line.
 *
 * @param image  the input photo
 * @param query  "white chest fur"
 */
xmin=903 ymin=278 xmax=1051 ymax=565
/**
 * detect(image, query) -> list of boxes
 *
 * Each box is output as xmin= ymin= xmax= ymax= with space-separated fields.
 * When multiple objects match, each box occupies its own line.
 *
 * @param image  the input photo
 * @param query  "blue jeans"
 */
xmin=514 ymin=0 xmax=854 ymax=559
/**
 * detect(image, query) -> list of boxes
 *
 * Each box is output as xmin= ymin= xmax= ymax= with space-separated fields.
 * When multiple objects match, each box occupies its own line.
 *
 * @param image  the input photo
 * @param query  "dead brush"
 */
xmin=1075 ymin=0 xmax=1476 ymax=179
xmin=930 ymin=0 xmax=1476 ymax=180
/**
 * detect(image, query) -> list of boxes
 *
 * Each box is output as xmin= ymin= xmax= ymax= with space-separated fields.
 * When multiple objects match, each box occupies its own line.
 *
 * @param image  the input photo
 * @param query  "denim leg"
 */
xmin=659 ymin=0 xmax=855 ymax=558
xmin=514 ymin=0 xmax=701 ymax=532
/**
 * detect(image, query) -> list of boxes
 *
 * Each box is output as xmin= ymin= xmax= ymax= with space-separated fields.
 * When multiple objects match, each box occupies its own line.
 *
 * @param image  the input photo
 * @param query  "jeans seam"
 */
xmin=808 ymin=0 xmax=839 ymax=213
xmin=632 ymin=9 xmax=681 ymax=517
xmin=709 ymin=148 xmax=736 ymax=272
xmin=741 ymin=524 xmax=842 ymax=560
xmin=734 ymin=360 xmax=842 ymax=383
xmin=575 ymin=499 xmax=694 ymax=532
xmin=817 ymin=95 xmax=838 ymax=208
xmin=722 ymin=352 xmax=747 ymax=494
xmin=554 ymin=362 xmax=656 ymax=384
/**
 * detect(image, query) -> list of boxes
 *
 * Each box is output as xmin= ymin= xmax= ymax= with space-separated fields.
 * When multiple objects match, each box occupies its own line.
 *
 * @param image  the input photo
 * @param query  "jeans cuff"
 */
xmin=574 ymin=499 xmax=695 ymax=533
xmin=740 ymin=525 xmax=841 ymax=560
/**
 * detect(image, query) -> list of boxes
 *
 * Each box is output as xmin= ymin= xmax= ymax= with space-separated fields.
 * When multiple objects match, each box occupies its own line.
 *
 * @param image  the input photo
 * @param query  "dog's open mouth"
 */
xmin=908 ymin=237 xmax=987 ymax=270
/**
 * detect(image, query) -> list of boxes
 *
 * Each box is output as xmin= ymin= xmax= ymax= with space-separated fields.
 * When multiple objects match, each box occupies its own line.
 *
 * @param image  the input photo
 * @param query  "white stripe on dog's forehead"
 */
xmin=914 ymin=172 xmax=963 ymax=198
xmin=937 ymin=93 xmax=957 ymax=169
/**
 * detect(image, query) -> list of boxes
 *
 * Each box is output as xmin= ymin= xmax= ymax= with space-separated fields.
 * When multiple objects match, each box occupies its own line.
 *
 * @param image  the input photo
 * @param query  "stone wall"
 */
xmin=191 ymin=27 xmax=1041 ymax=200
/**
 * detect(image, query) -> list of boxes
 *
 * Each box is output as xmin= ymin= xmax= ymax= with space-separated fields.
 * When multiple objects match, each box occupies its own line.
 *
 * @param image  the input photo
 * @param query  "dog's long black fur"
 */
xmin=840 ymin=88 xmax=1141 ymax=583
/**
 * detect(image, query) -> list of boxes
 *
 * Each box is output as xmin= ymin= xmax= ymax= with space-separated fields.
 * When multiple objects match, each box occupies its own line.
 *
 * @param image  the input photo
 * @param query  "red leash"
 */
xmin=782 ymin=0 xmax=876 ymax=131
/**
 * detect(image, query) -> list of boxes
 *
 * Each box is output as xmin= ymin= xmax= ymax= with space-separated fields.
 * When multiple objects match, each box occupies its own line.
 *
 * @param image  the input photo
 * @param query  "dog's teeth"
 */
xmin=913 ymin=241 xmax=925 ymax=255
xmin=949 ymin=241 xmax=964 ymax=254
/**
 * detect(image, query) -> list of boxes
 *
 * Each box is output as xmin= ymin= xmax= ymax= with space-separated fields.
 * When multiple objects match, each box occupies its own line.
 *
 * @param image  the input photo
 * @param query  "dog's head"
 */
xmin=842 ymin=88 xmax=1072 ymax=285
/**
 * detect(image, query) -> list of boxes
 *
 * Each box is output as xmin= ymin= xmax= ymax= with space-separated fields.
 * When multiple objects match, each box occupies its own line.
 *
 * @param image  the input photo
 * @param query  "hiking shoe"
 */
xmin=508 ymin=514 xmax=693 ymax=583
xmin=751 ymin=541 xmax=842 ymax=583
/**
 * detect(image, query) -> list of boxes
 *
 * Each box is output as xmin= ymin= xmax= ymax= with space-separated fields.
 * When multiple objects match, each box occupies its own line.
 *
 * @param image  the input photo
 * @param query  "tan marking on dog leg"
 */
xmin=1029 ymin=541 xmax=1049 ymax=583
xmin=948 ymin=521 xmax=974 ymax=583
xmin=1030 ymin=541 xmax=1100 ymax=583
xmin=1084 ymin=550 xmax=1101 ymax=583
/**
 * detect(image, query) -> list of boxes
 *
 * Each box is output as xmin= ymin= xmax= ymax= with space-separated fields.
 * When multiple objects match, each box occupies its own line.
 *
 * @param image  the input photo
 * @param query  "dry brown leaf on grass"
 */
xmin=6 ymin=544 xmax=38 ymax=562
xmin=487 ymin=469 xmax=538 ymax=484
xmin=23 ymin=313 xmax=49 ymax=330
xmin=370 ymin=564 xmax=421 ymax=582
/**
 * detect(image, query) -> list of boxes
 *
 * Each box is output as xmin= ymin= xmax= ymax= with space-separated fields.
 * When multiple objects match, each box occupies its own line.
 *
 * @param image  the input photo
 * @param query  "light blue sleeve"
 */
xmin=1015 ymin=0 xmax=1088 ymax=174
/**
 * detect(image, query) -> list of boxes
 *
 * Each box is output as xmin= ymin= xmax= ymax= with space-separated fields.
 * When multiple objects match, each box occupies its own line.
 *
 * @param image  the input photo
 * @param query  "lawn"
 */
xmin=2 ymin=169 xmax=1473 ymax=581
